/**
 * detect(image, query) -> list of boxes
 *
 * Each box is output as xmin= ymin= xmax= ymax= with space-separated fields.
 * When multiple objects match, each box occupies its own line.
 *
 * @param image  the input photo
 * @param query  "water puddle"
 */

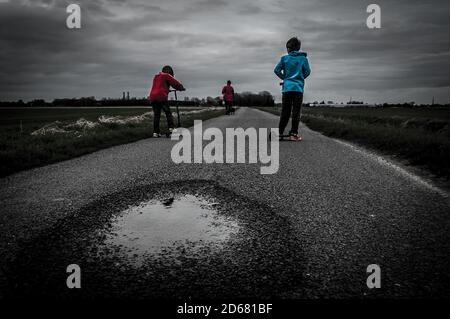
xmin=100 ymin=194 xmax=240 ymax=262
xmin=8 ymin=181 xmax=306 ymax=298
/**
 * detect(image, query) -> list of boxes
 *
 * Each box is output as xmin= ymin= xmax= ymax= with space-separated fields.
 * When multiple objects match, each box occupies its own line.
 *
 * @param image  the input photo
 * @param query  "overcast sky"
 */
xmin=1 ymin=0 xmax=450 ymax=104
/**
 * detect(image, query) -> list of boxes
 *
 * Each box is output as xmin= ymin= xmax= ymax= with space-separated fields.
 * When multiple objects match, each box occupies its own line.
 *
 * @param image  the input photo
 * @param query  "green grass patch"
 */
xmin=0 ymin=107 xmax=224 ymax=177
xmin=257 ymin=106 xmax=450 ymax=179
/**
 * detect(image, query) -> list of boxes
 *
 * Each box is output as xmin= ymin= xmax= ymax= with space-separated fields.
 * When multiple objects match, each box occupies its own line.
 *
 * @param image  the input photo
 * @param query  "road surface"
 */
xmin=0 ymin=107 xmax=449 ymax=298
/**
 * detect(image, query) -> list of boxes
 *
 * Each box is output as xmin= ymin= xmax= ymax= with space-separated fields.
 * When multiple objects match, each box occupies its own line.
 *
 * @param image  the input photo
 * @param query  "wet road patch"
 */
xmin=5 ymin=180 xmax=306 ymax=299
xmin=101 ymin=194 xmax=240 ymax=264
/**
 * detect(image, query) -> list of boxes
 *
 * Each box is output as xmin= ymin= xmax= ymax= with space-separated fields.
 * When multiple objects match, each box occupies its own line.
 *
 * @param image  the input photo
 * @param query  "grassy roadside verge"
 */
xmin=0 ymin=107 xmax=225 ymax=177
xmin=256 ymin=106 xmax=450 ymax=180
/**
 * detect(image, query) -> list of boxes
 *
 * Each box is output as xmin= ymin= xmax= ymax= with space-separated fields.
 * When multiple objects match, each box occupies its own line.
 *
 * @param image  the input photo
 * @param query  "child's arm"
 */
xmin=274 ymin=58 xmax=284 ymax=80
xmin=302 ymin=58 xmax=311 ymax=79
xmin=165 ymin=74 xmax=185 ymax=91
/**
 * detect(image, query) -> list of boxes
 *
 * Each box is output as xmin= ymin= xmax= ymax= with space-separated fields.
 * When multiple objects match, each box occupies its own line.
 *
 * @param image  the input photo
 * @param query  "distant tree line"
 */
xmin=0 ymin=91 xmax=276 ymax=107
xmin=233 ymin=91 xmax=275 ymax=106
xmin=304 ymin=101 xmax=450 ymax=108
xmin=0 ymin=97 xmax=199 ymax=107
xmin=3 ymin=94 xmax=448 ymax=108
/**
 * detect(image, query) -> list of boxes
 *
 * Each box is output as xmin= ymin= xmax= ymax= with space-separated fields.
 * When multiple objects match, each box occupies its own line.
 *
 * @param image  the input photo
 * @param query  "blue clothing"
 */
xmin=274 ymin=51 xmax=311 ymax=93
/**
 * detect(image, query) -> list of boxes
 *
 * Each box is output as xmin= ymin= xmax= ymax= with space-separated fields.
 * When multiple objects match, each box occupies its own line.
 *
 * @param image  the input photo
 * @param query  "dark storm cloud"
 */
xmin=1 ymin=0 xmax=449 ymax=103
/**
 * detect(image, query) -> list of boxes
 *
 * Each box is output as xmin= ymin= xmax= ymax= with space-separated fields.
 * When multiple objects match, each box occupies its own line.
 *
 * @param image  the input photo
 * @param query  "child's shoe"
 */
xmin=153 ymin=133 xmax=161 ymax=138
xmin=166 ymin=127 xmax=176 ymax=137
xmin=289 ymin=133 xmax=302 ymax=141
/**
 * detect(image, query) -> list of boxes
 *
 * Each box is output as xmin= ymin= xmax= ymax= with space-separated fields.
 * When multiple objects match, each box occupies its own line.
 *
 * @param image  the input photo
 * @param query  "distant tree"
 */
xmin=258 ymin=91 xmax=275 ymax=106
xmin=190 ymin=97 xmax=201 ymax=106
xmin=0 ymin=100 xmax=27 ymax=107
xmin=233 ymin=91 xmax=275 ymax=106
xmin=29 ymin=99 xmax=47 ymax=107
xmin=206 ymin=96 xmax=216 ymax=106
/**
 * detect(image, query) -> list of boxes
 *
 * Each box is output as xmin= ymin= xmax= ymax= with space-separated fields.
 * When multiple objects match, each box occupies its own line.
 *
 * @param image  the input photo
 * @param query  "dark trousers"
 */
xmin=225 ymin=100 xmax=233 ymax=114
xmin=152 ymin=101 xmax=174 ymax=134
xmin=279 ymin=91 xmax=303 ymax=135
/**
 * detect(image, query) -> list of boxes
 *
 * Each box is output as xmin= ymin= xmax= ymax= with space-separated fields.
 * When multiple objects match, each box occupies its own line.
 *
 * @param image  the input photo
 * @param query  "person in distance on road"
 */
xmin=274 ymin=37 xmax=311 ymax=141
xmin=222 ymin=80 xmax=235 ymax=115
xmin=148 ymin=65 xmax=185 ymax=137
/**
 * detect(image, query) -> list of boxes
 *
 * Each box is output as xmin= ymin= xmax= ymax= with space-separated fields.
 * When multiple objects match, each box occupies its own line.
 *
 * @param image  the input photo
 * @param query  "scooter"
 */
xmin=166 ymin=89 xmax=182 ymax=137
xmin=268 ymin=132 xmax=300 ymax=141
xmin=170 ymin=89 xmax=182 ymax=128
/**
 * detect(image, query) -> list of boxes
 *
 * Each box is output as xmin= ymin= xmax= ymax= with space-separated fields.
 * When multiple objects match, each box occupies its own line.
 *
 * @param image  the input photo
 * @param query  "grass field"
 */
xmin=258 ymin=106 xmax=450 ymax=180
xmin=0 ymin=107 xmax=225 ymax=177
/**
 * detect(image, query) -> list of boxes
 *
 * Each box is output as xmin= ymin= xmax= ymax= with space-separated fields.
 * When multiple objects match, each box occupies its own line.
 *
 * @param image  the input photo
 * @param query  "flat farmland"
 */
xmin=0 ymin=106 xmax=224 ymax=177
xmin=259 ymin=106 xmax=450 ymax=180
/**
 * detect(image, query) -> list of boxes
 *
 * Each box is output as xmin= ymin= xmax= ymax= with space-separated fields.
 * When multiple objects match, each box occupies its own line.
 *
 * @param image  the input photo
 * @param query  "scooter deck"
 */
xmin=268 ymin=132 xmax=302 ymax=141
xmin=151 ymin=133 xmax=174 ymax=138
xmin=278 ymin=137 xmax=302 ymax=142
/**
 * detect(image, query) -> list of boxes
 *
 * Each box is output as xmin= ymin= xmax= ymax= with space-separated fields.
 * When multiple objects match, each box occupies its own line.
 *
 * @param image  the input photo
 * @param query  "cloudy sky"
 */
xmin=1 ymin=0 xmax=449 ymax=104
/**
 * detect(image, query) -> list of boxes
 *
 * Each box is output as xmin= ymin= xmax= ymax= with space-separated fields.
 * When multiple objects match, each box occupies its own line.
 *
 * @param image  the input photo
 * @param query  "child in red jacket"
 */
xmin=222 ymin=80 xmax=234 ymax=115
xmin=148 ymin=65 xmax=185 ymax=137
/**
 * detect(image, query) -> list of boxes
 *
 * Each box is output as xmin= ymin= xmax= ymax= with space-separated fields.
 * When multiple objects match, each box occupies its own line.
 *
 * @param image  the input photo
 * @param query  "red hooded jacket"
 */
xmin=222 ymin=84 xmax=234 ymax=102
xmin=149 ymin=72 xmax=184 ymax=102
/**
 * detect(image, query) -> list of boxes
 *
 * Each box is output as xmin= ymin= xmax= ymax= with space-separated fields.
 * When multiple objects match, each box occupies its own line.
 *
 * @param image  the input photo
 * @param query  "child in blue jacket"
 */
xmin=274 ymin=37 xmax=311 ymax=141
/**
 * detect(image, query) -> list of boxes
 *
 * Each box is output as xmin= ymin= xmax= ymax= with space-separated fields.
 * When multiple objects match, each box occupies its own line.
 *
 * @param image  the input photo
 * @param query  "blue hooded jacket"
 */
xmin=274 ymin=51 xmax=311 ymax=93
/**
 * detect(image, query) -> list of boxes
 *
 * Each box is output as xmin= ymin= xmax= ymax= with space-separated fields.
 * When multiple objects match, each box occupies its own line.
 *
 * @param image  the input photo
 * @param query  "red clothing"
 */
xmin=149 ymin=72 xmax=184 ymax=102
xmin=222 ymin=85 xmax=234 ymax=102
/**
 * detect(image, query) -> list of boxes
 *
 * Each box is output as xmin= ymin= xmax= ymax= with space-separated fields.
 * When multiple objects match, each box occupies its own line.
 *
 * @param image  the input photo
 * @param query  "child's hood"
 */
xmin=288 ymin=51 xmax=307 ymax=57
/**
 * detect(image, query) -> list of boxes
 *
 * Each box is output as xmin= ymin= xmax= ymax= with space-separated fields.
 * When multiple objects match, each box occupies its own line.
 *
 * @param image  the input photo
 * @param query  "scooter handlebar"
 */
xmin=169 ymin=87 xmax=186 ymax=92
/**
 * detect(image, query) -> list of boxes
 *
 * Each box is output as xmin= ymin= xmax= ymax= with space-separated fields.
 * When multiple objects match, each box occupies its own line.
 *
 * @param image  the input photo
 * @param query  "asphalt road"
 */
xmin=0 ymin=107 xmax=449 ymax=298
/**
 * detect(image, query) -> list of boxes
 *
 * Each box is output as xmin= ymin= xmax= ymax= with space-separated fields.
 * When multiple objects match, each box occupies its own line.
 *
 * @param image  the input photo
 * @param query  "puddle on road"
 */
xmin=8 ymin=181 xmax=307 ymax=298
xmin=100 ymin=194 xmax=240 ymax=262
